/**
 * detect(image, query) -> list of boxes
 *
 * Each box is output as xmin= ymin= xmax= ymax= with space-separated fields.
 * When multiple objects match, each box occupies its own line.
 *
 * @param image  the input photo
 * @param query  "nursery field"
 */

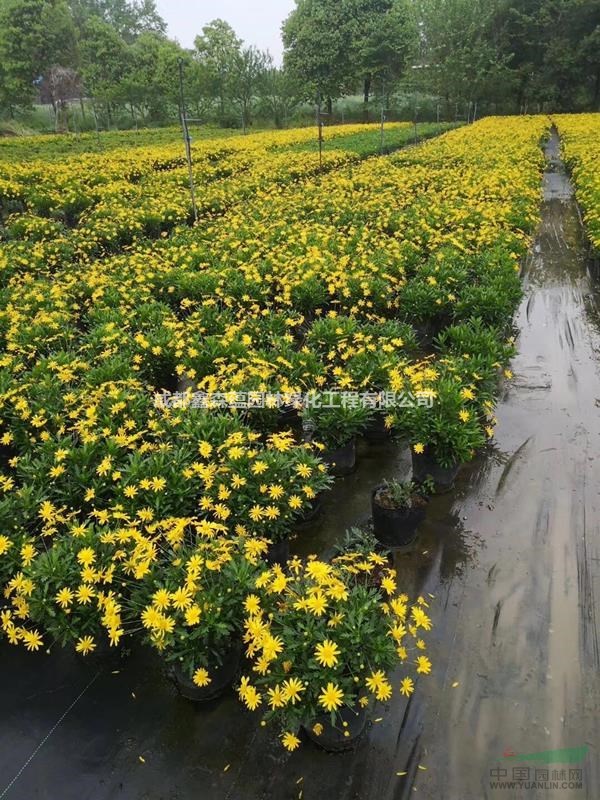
xmin=1 ymin=114 xmax=600 ymax=799
xmin=0 ymin=121 xmax=453 ymax=270
xmin=558 ymin=114 xmax=600 ymax=253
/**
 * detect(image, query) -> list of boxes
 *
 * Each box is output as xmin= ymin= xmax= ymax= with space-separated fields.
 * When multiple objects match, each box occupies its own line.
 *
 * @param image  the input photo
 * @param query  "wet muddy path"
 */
xmin=1 ymin=132 xmax=599 ymax=800
xmin=394 ymin=129 xmax=600 ymax=799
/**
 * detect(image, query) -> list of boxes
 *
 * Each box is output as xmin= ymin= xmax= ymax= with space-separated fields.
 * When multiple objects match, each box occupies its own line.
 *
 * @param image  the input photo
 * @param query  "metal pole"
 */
xmin=413 ymin=88 xmax=418 ymax=145
xmin=178 ymin=58 xmax=198 ymax=224
xmin=92 ymin=104 xmax=101 ymax=148
xmin=316 ymin=92 xmax=323 ymax=169
xmin=380 ymin=76 xmax=385 ymax=154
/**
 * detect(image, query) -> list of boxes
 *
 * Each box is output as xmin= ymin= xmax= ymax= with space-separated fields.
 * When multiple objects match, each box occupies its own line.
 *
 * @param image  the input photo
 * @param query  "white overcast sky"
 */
xmin=155 ymin=0 xmax=296 ymax=62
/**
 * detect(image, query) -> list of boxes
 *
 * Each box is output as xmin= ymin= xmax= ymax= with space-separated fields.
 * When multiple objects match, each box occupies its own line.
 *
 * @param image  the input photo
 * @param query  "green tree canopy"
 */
xmin=194 ymin=19 xmax=242 ymax=119
xmin=0 ymin=0 xmax=78 ymax=108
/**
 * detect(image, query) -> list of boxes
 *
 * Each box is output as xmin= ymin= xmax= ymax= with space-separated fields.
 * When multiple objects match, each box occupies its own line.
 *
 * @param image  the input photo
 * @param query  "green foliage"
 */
xmin=0 ymin=0 xmax=78 ymax=109
xmin=257 ymin=65 xmax=302 ymax=128
xmin=332 ymin=525 xmax=383 ymax=557
xmin=194 ymin=19 xmax=243 ymax=121
xmin=130 ymin=538 xmax=263 ymax=680
xmin=302 ymin=392 xmax=373 ymax=449
xmin=283 ymin=0 xmax=415 ymax=112
xmin=68 ymin=0 xmax=166 ymax=42
xmin=375 ymin=476 xmax=433 ymax=509
xmin=417 ymin=0 xmax=600 ymax=112
xmin=283 ymin=0 xmax=356 ymax=101
xmin=394 ymin=368 xmax=488 ymax=466
xmin=0 ymin=0 xmax=597 ymax=133
xmin=79 ymin=16 xmax=129 ymax=106
xmin=23 ymin=529 xmax=122 ymax=648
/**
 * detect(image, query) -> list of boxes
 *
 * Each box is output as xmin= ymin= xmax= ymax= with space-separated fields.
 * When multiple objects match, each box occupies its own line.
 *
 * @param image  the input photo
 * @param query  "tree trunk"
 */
xmin=220 ymin=74 xmax=225 ymax=121
xmin=56 ymin=99 xmax=69 ymax=133
xmin=363 ymin=75 xmax=371 ymax=122
xmin=326 ymin=96 xmax=332 ymax=116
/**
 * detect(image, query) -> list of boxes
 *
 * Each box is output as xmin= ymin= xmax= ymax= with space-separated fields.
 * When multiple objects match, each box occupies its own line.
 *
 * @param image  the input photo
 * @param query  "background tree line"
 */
xmin=0 ymin=0 xmax=597 ymax=133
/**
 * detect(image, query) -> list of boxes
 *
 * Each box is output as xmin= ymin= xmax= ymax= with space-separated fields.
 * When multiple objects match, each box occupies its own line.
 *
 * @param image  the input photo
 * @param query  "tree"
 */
xmin=229 ymin=46 xmax=268 ymax=131
xmin=282 ymin=0 xmax=355 ymax=109
xmin=0 ymin=0 xmax=78 ymax=110
xmin=578 ymin=3 xmax=600 ymax=108
xmin=185 ymin=57 xmax=216 ymax=119
xmin=258 ymin=61 xmax=302 ymax=127
xmin=78 ymin=15 xmax=129 ymax=123
xmin=535 ymin=0 xmax=600 ymax=110
xmin=283 ymin=0 xmax=415 ymax=116
xmin=493 ymin=0 xmax=548 ymax=110
xmin=490 ymin=0 xmax=600 ymax=112
xmin=152 ymin=36 xmax=190 ymax=118
xmin=416 ymin=0 xmax=515 ymax=116
xmin=194 ymin=19 xmax=241 ymax=121
xmin=68 ymin=0 xmax=165 ymax=42
xmin=119 ymin=32 xmax=186 ymax=121
xmin=47 ymin=65 xmax=80 ymax=130
xmin=354 ymin=0 xmax=415 ymax=118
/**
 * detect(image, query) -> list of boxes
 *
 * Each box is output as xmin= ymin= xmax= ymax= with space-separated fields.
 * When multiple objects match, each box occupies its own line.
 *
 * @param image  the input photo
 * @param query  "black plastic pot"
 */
xmin=303 ymin=703 xmax=368 ymax=752
xmin=0 ymin=441 xmax=16 ymax=465
xmin=265 ymin=537 xmax=290 ymax=568
xmin=371 ymin=486 xmax=426 ymax=547
xmin=363 ymin=412 xmax=391 ymax=444
xmin=411 ymin=448 xmax=460 ymax=492
xmin=414 ymin=316 xmax=451 ymax=347
xmin=170 ymin=640 xmax=242 ymax=702
xmin=294 ymin=493 xmax=324 ymax=526
xmin=278 ymin=404 xmax=302 ymax=431
xmin=322 ymin=438 xmax=356 ymax=476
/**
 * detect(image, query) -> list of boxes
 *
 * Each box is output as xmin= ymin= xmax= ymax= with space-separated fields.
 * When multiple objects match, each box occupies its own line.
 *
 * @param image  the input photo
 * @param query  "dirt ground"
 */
xmin=1 ymin=132 xmax=598 ymax=800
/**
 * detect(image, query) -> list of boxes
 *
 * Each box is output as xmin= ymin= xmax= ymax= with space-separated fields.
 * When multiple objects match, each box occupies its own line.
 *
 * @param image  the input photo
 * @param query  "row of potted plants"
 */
xmin=0 ymin=122 xmax=427 ymax=276
xmin=0 ymin=125 xmax=543 ymax=586
xmin=557 ymin=113 xmax=600 ymax=255
xmin=1 ymin=521 xmax=432 ymax=751
xmin=0 ymin=117 xmax=551 ymax=754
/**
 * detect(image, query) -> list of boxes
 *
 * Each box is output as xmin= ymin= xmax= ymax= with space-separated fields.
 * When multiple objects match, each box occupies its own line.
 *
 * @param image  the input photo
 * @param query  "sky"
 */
xmin=155 ymin=0 xmax=296 ymax=63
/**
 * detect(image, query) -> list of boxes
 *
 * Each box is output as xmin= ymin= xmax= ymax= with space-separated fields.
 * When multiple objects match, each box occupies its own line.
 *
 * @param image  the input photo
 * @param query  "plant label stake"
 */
xmin=178 ymin=58 xmax=199 ymax=225
xmin=316 ymin=94 xmax=324 ymax=169
xmin=315 ymin=92 xmax=330 ymax=170
xmin=413 ymin=89 xmax=419 ymax=145
xmin=380 ymin=77 xmax=385 ymax=155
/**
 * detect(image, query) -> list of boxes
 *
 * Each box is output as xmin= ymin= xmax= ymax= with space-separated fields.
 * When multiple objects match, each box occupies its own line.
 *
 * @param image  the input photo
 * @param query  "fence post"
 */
xmin=316 ymin=92 xmax=323 ymax=169
xmin=380 ymin=77 xmax=385 ymax=154
xmin=178 ymin=58 xmax=198 ymax=224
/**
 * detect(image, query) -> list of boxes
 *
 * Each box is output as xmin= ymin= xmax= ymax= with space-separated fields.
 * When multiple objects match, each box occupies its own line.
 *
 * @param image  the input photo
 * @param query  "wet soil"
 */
xmin=1 ymin=131 xmax=599 ymax=800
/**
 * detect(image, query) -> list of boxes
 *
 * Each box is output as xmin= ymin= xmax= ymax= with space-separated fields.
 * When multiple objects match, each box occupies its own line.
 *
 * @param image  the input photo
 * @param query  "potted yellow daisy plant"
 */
xmin=130 ymin=535 xmax=266 ymax=702
xmin=237 ymin=556 xmax=432 ymax=752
